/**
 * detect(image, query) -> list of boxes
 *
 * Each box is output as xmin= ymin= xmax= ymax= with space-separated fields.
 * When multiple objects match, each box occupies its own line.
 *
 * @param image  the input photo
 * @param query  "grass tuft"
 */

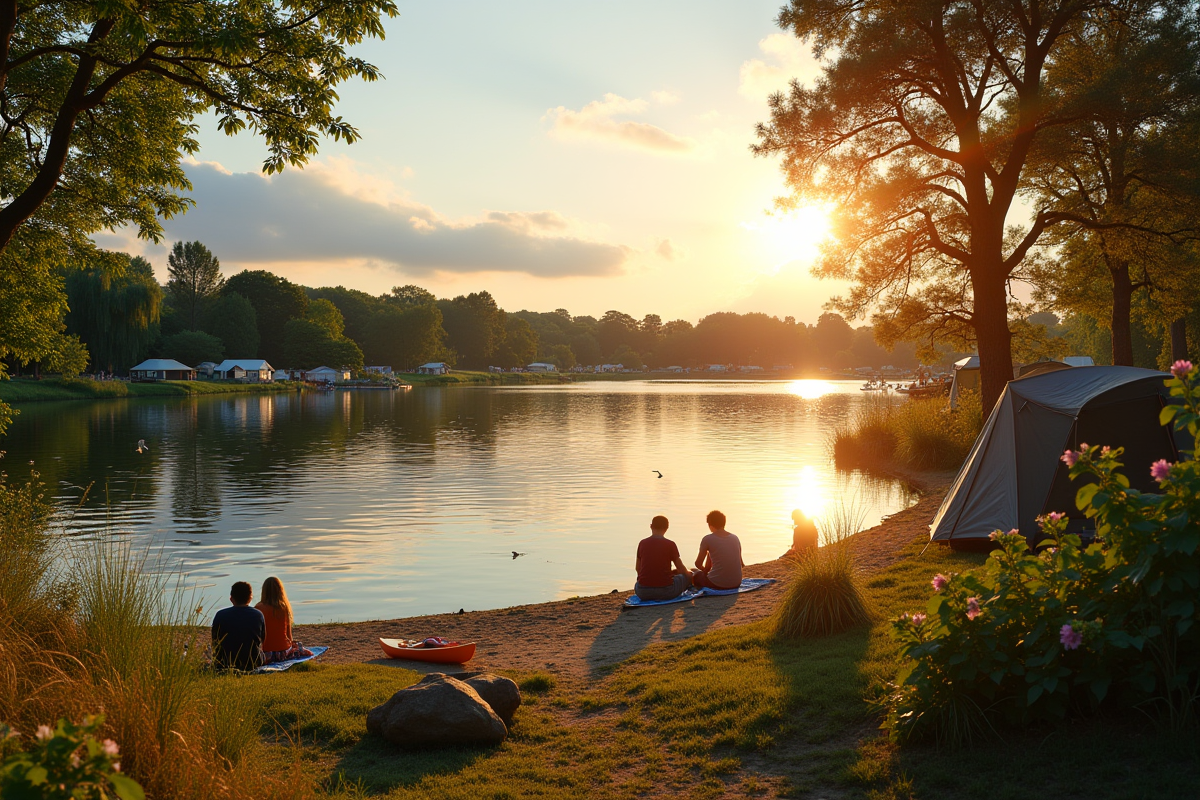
xmin=518 ymin=672 xmax=557 ymax=694
xmin=832 ymin=392 xmax=982 ymax=472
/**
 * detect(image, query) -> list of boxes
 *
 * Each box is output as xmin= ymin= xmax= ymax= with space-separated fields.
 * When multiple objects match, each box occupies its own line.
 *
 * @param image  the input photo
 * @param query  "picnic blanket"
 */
xmin=623 ymin=578 xmax=776 ymax=608
xmin=253 ymin=646 xmax=327 ymax=673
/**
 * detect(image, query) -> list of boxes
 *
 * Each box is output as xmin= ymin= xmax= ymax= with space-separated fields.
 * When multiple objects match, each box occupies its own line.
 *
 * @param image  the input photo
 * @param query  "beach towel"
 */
xmin=623 ymin=578 xmax=775 ymax=608
xmin=253 ymin=646 xmax=327 ymax=673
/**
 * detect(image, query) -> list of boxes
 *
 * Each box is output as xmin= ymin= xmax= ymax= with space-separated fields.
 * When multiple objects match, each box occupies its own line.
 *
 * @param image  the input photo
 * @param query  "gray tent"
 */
xmin=930 ymin=366 xmax=1186 ymax=546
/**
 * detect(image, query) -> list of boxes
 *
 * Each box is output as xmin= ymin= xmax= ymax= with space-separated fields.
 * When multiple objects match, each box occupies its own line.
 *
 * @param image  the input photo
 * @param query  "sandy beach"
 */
xmin=298 ymin=472 xmax=952 ymax=684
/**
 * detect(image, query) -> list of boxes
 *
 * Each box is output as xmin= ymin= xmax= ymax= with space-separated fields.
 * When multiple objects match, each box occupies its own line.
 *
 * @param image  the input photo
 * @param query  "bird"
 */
xmin=652 ymin=470 xmax=663 ymax=479
xmin=511 ymin=551 xmax=525 ymax=560
xmin=135 ymin=439 xmax=149 ymax=454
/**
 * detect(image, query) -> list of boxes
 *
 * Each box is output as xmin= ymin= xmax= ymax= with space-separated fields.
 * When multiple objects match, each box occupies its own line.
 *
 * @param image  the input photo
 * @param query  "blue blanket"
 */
xmin=253 ymin=646 xmax=328 ymax=673
xmin=623 ymin=578 xmax=776 ymax=608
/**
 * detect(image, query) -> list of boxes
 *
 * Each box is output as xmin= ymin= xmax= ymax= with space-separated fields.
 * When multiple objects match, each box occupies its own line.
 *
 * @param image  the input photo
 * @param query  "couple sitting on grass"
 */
xmin=634 ymin=510 xmax=744 ymax=601
xmin=211 ymin=577 xmax=313 ymax=671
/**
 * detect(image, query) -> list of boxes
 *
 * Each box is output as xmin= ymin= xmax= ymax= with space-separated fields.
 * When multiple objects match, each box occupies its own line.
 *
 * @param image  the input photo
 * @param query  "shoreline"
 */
xmin=0 ymin=376 xmax=300 ymax=404
xmin=297 ymin=470 xmax=953 ymax=684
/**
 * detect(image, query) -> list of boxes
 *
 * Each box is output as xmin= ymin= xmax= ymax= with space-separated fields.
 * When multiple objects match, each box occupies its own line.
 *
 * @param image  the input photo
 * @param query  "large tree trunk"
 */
xmin=1109 ymin=260 xmax=1135 ymax=366
xmin=1170 ymin=318 xmax=1188 ymax=363
xmin=972 ymin=271 xmax=1013 ymax=413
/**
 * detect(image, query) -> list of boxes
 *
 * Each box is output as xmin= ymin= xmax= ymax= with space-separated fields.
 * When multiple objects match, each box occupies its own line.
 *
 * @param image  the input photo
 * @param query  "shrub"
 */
xmin=775 ymin=501 xmax=871 ymax=638
xmin=832 ymin=392 xmax=982 ymax=472
xmin=0 ymin=715 xmax=144 ymax=800
xmin=884 ymin=362 xmax=1200 ymax=743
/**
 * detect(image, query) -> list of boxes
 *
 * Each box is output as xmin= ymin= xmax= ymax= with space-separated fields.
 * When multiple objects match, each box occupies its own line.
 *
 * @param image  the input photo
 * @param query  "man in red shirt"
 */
xmin=635 ymin=515 xmax=692 ymax=601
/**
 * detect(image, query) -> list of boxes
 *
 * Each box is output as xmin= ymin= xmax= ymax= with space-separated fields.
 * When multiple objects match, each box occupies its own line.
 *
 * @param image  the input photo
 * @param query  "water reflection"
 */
xmin=4 ymin=381 xmax=916 ymax=622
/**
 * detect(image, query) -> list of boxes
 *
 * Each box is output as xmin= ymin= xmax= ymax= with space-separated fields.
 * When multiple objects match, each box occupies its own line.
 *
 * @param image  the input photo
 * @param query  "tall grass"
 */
xmin=832 ymin=392 xmax=982 ymax=472
xmin=0 ymin=472 xmax=312 ymax=799
xmin=775 ymin=499 xmax=871 ymax=639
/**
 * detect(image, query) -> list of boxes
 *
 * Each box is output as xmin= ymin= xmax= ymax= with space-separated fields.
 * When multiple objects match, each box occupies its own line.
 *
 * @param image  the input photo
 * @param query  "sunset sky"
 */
xmin=100 ymin=0 xmax=843 ymax=324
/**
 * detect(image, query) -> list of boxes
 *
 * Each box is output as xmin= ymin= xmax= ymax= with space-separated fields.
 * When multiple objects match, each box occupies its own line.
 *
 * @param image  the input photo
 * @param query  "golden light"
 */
xmin=788 ymin=379 xmax=832 ymax=400
xmin=787 ymin=466 xmax=827 ymax=521
xmin=749 ymin=204 xmax=833 ymax=270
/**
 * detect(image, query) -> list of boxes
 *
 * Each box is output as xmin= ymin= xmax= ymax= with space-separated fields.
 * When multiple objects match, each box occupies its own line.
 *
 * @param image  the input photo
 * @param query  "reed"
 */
xmin=832 ymin=391 xmax=982 ymax=472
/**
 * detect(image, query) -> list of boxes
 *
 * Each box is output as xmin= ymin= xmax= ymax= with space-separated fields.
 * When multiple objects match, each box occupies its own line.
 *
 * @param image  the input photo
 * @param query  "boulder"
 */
xmin=366 ymin=674 xmax=507 ymax=748
xmin=462 ymin=674 xmax=521 ymax=727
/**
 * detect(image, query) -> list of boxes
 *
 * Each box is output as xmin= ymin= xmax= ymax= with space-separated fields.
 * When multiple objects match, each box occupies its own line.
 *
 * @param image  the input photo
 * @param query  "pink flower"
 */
xmin=988 ymin=530 xmax=1000 ymax=541
xmin=1080 ymin=443 xmax=1090 ymax=451
xmin=1171 ymin=359 xmax=1194 ymax=379
xmin=1047 ymin=512 xmax=1064 ymax=522
xmin=911 ymin=613 xmax=927 ymax=626
xmin=112 ymin=762 xmax=121 ymax=773
xmin=101 ymin=739 xmax=120 ymax=757
xmin=931 ymin=574 xmax=949 ymax=592
xmin=966 ymin=597 xmax=982 ymax=620
xmin=35 ymin=725 xmax=52 ymax=741
xmin=1060 ymin=623 xmax=1083 ymax=650
xmin=70 ymin=752 xmax=81 ymax=768
xmin=1151 ymin=459 xmax=1173 ymax=482
xmin=1061 ymin=449 xmax=1079 ymax=467
xmin=1100 ymin=446 xmax=1111 ymax=454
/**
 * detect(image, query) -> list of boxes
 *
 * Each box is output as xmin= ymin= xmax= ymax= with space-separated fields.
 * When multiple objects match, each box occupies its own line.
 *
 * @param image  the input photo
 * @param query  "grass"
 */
xmin=0 ymin=376 xmax=298 ymax=403
xmin=396 ymin=370 xmax=570 ymax=386
xmin=832 ymin=392 xmax=982 ymax=472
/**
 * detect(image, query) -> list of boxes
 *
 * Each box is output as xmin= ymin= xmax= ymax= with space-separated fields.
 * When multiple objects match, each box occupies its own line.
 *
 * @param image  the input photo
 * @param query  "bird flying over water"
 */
xmin=652 ymin=470 xmax=663 ymax=478
xmin=512 ymin=551 xmax=526 ymax=559
xmin=135 ymin=439 xmax=148 ymax=454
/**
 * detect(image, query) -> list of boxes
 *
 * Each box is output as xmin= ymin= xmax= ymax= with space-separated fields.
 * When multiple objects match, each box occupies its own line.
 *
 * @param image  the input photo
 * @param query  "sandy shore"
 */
xmin=298 ymin=471 xmax=952 ymax=684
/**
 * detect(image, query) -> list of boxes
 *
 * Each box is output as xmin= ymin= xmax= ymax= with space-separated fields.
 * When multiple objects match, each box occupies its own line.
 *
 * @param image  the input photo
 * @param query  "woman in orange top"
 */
xmin=255 ymin=577 xmax=313 ymax=664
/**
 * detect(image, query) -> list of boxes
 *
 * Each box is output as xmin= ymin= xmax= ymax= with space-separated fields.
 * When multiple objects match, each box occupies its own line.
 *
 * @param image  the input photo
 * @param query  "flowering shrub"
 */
xmin=0 ymin=715 xmax=143 ymax=800
xmin=884 ymin=362 xmax=1200 ymax=743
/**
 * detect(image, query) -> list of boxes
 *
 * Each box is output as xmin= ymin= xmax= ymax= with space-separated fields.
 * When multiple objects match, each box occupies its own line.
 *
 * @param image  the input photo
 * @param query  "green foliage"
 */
xmin=833 ymin=394 xmax=982 ymax=472
xmin=201 ymin=293 xmax=259 ymax=358
xmin=41 ymin=334 xmax=89 ymax=379
xmin=886 ymin=366 xmax=1200 ymax=743
xmin=545 ymin=343 xmax=576 ymax=370
xmin=0 ymin=233 xmax=72 ymax=372
xmin=494 ymin=317 xmax=538 ymax=369
xmin=363 ymin=303 xmax=448 ymax=370
xmin=64 ymin=252 xmax=161 ymax=374
xmin=438 ymin=291 xmax=507 ymax=369
xmin=610 ymin=344 xmax=643 ymax=370
xmin=775 ymin=544 xmax=871 ymax=639
xmin=305 ymin=298 xmax=346 ymax=339
xmin=281 ymin=319 xmax=363 ymax=371
xmin=223 ymin=271 xmax=309 ymax=366
xmin=166 ymin=242 xmax=224 ymax=330
xmin=0 ymin=715 xmax=144 ymax=800
xmin=159 ymin=330 xmax=224 ymax=367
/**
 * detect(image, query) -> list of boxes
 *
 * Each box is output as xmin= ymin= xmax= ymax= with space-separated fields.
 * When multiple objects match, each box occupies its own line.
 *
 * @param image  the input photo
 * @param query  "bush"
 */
xmin=832 ymin=392 xmax=982 ymax=472
xmin=775 ymin=501 xmax=871 ymax=638
xmin=884 ymin=362 xmax=1200 ymax=743
xmin=0 ymin=715 xmax=144 ymax=800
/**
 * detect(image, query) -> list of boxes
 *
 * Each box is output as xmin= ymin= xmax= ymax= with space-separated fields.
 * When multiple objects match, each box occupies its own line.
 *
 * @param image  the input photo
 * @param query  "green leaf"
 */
xmin=1027 ymin=684 xmax=1044 ymax=704
xmin=1090 ymin=676 xmax=1110 ymax=702
xmin=109 ymin=773 xmax=146 ymax=800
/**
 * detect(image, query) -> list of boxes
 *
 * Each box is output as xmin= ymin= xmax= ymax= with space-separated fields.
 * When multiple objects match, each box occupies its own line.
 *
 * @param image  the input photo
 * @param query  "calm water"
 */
xmin=2 ymin=380 xmax=915 ymax=622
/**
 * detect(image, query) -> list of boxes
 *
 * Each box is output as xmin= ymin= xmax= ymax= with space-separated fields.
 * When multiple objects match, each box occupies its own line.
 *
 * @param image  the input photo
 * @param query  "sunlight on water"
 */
xmin=5 ymin=380 xmax=916 ymax=622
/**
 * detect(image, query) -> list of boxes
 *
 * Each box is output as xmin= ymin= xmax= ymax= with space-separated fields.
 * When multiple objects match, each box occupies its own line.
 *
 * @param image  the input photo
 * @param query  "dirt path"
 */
xmin=299 ymin=473 xmax=951 ymax=684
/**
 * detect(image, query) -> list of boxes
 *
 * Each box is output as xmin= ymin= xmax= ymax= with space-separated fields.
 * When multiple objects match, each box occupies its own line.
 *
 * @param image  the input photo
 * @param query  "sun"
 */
xmin=755 ymin=205 xmax=833 ymax=270
xmin=788 ymin=379 xmax=832 ymax=400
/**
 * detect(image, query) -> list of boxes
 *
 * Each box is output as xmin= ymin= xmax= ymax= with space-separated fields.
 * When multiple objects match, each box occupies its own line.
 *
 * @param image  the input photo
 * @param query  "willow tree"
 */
xmin=64 ymin=253 xmax=162 ymax=373
xmin=754 ymin=0 xmax=1144 ymax=410
xmin=1024 ymin=1 xmax=1200 ymax=365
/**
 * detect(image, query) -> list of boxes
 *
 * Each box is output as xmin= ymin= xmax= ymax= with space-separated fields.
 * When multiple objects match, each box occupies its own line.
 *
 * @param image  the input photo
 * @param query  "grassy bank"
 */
xmin=832 ymin=392 xmax=983 ymax=472
xmin=0 ymin=377 xmax=298 ymax=403
xmin=198 ymin=534 xmax=1197 ymax=798
xmin=397 ymin=370 xmax=571 ymax=386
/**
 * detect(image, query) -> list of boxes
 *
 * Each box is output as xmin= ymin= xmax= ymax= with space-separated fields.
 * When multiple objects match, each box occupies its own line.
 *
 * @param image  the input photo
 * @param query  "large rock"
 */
xmin=462 ymin=673 xmax=521 ymax=727
xmin=366 ymin=674 xmax=507 ymax=748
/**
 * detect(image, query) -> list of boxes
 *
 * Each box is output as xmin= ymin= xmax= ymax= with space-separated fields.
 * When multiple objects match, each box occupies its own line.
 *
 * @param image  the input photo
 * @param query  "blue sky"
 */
xmin=102 ymin=0 xmax=842 ymax=324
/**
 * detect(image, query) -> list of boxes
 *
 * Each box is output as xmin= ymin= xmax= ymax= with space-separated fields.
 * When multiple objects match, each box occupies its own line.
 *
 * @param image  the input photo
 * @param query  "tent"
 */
xmin=948 ymin=356 xmax=979 ymax=409
xmin=930 ymin=366 xmax=1187 ymax=546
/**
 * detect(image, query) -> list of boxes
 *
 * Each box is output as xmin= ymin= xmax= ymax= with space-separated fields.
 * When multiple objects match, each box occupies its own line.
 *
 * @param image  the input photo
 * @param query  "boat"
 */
xmin=379 ymin=637 xmax=476 ymax=664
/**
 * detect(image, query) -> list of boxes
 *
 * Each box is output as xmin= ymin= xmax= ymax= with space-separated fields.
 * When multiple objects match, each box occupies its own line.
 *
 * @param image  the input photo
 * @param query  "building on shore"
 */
xmin=526 ymin=362 xmax=557 ymax=372
xmin=196 ymin=361 xmax=218 ymax=379
xmin=417 ymin=362 xmax=450 ymax=375
xmin=213 ymin=359 xmax=275 ymax=382
xmin=365 ymin=366 xmax=394 ymax=376
xmin=129 ymin=359 xmax=197 ymax=381
xmin=305 ymin=366 xmax=349 ymax=383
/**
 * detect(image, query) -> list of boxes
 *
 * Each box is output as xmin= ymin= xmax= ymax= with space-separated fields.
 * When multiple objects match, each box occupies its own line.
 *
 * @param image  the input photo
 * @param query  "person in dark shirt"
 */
xmin=634 ymin=515 xmax=692 ymax=601
xmin=211 ymin=581 xmax=265 ymax=671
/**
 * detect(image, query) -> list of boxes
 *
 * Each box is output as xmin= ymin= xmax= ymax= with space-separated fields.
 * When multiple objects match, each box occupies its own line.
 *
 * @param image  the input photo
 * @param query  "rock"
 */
xmin=462 ymin=674 xmax=521 ymax=727
xmin=366 ymin=674 xmax=507 ymax=748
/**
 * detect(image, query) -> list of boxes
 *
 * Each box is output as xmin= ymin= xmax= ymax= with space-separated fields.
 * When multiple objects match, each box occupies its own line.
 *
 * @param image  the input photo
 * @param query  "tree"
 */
xmin=160 ymin=330 xmax=224 ymax=366
xmin=0 ymin=1 xmax=397 ymax=262
xmin=223 ymin=270 xmax=308 ymax=366
xmin=754 ymin=0 xmax=1140 ymax=410
xmin=282 ymin=319 xmax=364 ymax=371
xmin=813 ymin=313 xmax=853 ymax=364
xmin=41 ymin=332 xmax=89 ymax=377
xmin=546 ymin=344 xmax=576 ymax=370
xmin=64 ymin=252 xmax=162 ymax=373
xmin=438 ymin=291 xmax=507 ymax=369
xmin=307 ymin=298 xmax=346 ymax=338
xmin=310 ymin=286 xmax=384 ymax=345
xmin=598 ymin=311 xmax=640 ymax=358
xmin=388 ymin=285 xmax=438 ymax=308
xmin=167 ymin=241 xmax=224 ymax=329
xmin=611 ymin=345 xmax=644 ymax=370
xmin=203 ymin=293 xmax=259 ymax=358
xmin=1024 ymin=2 xmax=1200 ymax=365
xmin=364 ymin=304 xmax=448 ymax=370
xmin=494 ymin=317 xmax=539 ymax=369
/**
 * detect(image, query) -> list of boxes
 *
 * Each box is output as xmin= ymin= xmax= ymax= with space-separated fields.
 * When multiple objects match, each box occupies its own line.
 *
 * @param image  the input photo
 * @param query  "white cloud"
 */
xmin=655 ymin=239 xmax=685 ymax=261
xmin=651 ymin=89 xmax=681 ymax=105
xmin=738 ymin=33 xmax=821 ymax=100
xmin=544 ymin=93 xmax=698 ymax=154
xmin=136 ymin=160 xmax=630 ymax=278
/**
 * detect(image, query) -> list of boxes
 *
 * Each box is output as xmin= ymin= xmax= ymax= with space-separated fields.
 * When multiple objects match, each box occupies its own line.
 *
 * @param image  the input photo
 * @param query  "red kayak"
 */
xmin=379 ymin=638 xmax=476 ymax=664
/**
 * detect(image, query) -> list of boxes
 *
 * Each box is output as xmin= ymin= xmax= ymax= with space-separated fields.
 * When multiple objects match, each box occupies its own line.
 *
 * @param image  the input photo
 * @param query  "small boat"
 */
xmin=379 ymin=637 xmax=476 ymax=664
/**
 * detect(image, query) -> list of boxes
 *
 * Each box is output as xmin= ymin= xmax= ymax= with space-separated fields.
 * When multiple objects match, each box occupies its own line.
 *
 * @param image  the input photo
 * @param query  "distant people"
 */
xmin=693 ymin=510 xmax=743 ymax=591
xmin=211 ymin=581 xmax=265 ymax=671
xmin=785 ymin=509 xmax=820 ymax=559
xmin=256 ymin=577 xmax=313 ymax=664
xmin=634 ymin=515 xmax=693 ymax=601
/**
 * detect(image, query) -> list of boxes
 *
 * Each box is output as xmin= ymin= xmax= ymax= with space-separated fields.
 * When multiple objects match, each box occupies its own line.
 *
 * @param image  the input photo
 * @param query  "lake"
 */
xmin=3 ymin=380 xmax=916 ymax=622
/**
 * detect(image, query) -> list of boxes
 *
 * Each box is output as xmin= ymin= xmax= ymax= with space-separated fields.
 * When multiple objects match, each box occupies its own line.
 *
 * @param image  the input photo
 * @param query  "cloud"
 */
xmin=651 ymin=89 xmax=681 ymax=105
xmin=544 ymin=93 xmax=698 ymax=154
xmin=148 ymin=160 xmax=630 ymax=278
xmin=739 ymin=33 xmax=821 ymax=100
xmin=655 ymin=239 xmax=684 ymax=261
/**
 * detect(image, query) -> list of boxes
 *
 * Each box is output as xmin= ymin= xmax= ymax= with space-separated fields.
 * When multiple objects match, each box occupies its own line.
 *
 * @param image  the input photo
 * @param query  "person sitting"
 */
xmin=255 ymin=576 xmax=313 ymax=664
xmin=692 ymin=509 xmax=743 ymax=591
xmin=211 ymin=581 xmax=265 ymax=671
xmin=785 ymin=509 xmax=819 ymax=559
xmin=634 ymin=515 xmax=693 ymax=601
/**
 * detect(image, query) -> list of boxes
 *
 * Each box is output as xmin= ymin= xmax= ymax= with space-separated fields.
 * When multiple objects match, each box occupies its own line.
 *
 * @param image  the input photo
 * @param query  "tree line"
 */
xmin=46 ymin=240 xmax=934 ymax=375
